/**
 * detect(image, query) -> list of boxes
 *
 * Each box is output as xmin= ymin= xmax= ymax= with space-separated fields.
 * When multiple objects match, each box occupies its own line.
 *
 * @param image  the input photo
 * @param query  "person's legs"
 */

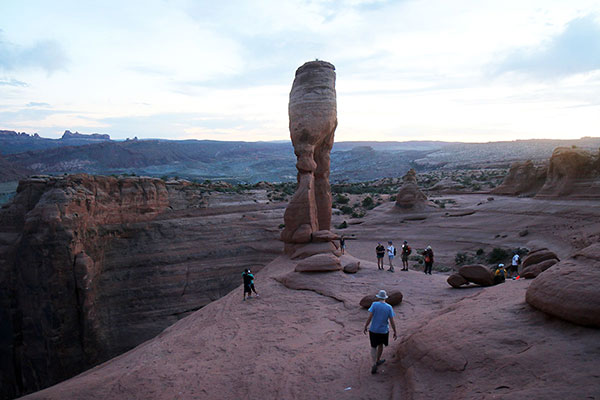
xmin=388 ymin=256 xmax=394 ymax=272
xmin=251 ymin=284 xmax=259 ymax=296
xmin=376 ymin=344 xmax=384 ymax=363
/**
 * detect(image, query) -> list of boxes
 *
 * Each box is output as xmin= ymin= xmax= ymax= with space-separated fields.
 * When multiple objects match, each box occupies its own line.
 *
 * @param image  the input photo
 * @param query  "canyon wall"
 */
xmin=0 ymin=175 xmax=282 ymax=399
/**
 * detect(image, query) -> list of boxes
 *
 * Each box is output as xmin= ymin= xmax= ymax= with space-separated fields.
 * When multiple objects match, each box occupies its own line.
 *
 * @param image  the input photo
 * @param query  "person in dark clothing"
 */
xmin=423 ymin=246 xmax=434 ymax=275
xmin=242 ymin=269 xmax=255 ymax=300
xmin=375 ymin=242 xmax=385 ymax=270
xmin=340 ymin=235 xmax=346 ymax=255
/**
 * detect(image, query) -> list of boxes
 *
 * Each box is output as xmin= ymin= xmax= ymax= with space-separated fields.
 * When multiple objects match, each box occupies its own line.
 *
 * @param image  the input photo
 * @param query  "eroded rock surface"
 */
xmin=0 ymin=174 xmax=282 ymax=399
xmin=395 ymin=169 xmax=428 ymax=210
xmin=491 ymin=160 xmax=547 ymax=196
xmin=526 ymin=243 xmax=600 ymax=327
xmin=281 ymin=61 xmax=337 ymax=250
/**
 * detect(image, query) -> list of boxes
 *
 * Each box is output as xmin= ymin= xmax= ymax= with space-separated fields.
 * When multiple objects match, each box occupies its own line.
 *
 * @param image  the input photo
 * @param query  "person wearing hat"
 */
xmin=494 ymin=263 xmax=507 ymax=284
xmin=363 ymin=289 xmax=397 ymax=374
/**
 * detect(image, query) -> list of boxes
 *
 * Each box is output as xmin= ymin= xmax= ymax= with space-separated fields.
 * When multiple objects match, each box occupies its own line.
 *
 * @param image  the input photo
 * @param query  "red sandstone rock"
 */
xmin=491 ymin=160 xmax=547 ymax=196
xmin=536 ymin=147 xmax=600 ymax=199
xmin=311 ymin=230 xmax=338 ymax=242
xmin=521 ymin=259 xmax=558 ymax=279
xmin=290 ymin=242 xmax=340 ymax=259
xmin=340 ymin=254 xmax=360 ymax=273
xmin=458 ymin=264 xmax=493 ymax=286
xmin=294 ymin=253 xmax=342 ymax=272
xmin=395 ymin=169 xmax=428 ymax=210
xmin=526 ymin=243 xmax=600 ymax=327
xmin=281 ymin=61 xmax=337 ymax=246
xmin=447 ymin=273 xmax=469 ymax=288
xmin=359 ymin=291 xmax=403 ymax=308
xmin=522 ymin=250 xmax=559 ymax=268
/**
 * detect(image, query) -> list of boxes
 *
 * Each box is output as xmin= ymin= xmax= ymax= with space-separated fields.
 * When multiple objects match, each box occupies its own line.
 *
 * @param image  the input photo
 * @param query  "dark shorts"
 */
xmin=377 ymin=254 xmax=384 ymax=259
xmin=369 ymin=331 xmax=389 ymax=348
xmin=244 ymin=284 xmax=252 ymax=294
xmin=401 ymin=254 xmax=409 ymax=261
xmin=509 ymin=265 xmax=518 ymax=272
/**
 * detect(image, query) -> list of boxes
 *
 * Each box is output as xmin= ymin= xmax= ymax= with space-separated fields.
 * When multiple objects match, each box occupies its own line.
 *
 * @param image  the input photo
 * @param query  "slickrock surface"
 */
xmin=526 ymin=243 xmax=600 ymax=327
xmin=0 ymin=175 xmax=283 ymax=399
xmin=491 ymin=159 xmax=547 ymax=196
xmin=395 ymin=168 xmax=429 ymax=210
xmin=11 ymin=191 xmax=600 ymax=400
xmin=281 ymin=61 xmax=337 ymax=253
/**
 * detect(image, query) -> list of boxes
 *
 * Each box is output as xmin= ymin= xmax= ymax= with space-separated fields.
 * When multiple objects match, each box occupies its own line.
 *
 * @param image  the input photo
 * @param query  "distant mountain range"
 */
xmin=1 ymin=129 xmax=599 ymax=183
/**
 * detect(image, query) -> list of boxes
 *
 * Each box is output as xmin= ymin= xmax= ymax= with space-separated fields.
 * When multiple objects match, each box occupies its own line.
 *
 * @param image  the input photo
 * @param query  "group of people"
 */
xmin=375 ymin=241 xmax=434 ymax=274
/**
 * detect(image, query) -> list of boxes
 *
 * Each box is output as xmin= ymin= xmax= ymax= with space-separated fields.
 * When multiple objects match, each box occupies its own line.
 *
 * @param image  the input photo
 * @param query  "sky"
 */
xmin=1 ymin=0 xmax=600 ymax=142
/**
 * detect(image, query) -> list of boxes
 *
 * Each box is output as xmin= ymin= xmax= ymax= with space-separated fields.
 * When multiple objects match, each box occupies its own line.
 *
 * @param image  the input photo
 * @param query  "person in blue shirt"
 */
xmin=363 ymin=289 xmax=397 ymax=374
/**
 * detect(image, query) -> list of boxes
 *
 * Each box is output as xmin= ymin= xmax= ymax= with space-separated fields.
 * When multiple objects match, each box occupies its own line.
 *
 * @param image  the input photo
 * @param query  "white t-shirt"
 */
xmin=387 ymin=245 xmax=395 ymax=257
xmin=512 ymin=254 xmax=520 ymax=266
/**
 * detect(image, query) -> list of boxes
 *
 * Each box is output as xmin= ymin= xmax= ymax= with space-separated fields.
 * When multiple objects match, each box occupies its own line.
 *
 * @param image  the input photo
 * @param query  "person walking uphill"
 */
xmin=363 ymin=290 xmax=397 ymax=374
xmin=423 ymin=246 xmax=434 ymax=275
xmin=376 ymin=242 xmax=385 ymax=270
xmin=387 ymin=241 xmax=396 ymax=272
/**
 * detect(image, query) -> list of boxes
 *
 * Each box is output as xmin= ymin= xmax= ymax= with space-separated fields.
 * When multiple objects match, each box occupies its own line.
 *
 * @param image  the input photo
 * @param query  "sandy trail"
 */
xmin=22 ymin=194 xmax=600 ymax=400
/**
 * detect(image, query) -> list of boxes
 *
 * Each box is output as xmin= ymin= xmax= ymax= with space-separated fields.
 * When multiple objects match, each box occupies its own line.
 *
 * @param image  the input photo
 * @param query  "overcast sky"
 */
xmin=1 ymin=0 xmax=599 ymax=142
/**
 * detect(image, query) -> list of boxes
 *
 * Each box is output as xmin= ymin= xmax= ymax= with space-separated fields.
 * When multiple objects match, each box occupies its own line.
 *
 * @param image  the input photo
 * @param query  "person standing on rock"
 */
xmin=401 ymin=240 xmax=411 ymax=271
xmin=248 ymin=268 xmax=259 ymax=297
xmin=376 ymin=242 xmax=385 ymax=270
xmin=387 ymin=241 xmax=395 ymax=272
xmin=242 ymin=269 xmax=254 ymax=301
xmin=510 ymin=253 xmax=521 ymax=278
xmin=363 ymin=290 xmax=397 ymax=374
xmin=340 ymin=235 xmax=346 ymax=255
xmin=423 ymin=246 xmax=434 ymax=275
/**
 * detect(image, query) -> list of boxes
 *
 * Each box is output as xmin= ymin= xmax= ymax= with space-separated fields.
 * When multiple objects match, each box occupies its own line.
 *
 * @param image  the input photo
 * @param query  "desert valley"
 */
xmin=1 ymin=59 xmax=599 ymax=400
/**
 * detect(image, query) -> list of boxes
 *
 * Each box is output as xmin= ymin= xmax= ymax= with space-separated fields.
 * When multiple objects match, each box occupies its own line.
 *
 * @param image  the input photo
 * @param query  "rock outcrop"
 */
xmin=491 ymin=160 xmax=547 ymax=196
xmin=395 ymin=169 xmax=428 ymax=209
xmin=447 ymin=273 xmax=469 ymax=288
xmin=521 ymin=258 xmax=558 ymax=279
xmin=280 ymin=61 xmax=339 ymax=262
xmin=0 ymin=174 xmax=282 ymax=399
xmin=526 ymin=243 xmax=600 ymax=327
xmin=535 ymin=147 xmax=600 ymax=198
xmin=522 ymin=249 xmax=559 ymax=269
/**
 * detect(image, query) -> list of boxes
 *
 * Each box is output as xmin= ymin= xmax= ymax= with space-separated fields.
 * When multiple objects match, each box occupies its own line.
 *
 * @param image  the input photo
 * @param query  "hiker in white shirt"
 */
xmin=387 ymin=241 xmax=395 ymax=272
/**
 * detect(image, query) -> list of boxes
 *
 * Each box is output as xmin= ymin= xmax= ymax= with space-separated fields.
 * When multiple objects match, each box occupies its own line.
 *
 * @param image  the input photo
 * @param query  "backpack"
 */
xmin=493 ymin=268 xmax=506 ymax=284
xmin=393 ymin=247 xmax=397 ymax=256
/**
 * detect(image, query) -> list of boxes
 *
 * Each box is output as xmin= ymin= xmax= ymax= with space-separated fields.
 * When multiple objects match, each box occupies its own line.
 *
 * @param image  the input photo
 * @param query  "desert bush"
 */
xmin=335 ymin=194 xmax=350 ymax=204
xmin=336 ymin=221 xmax=348 ymax=229
xmin=455 ymin=252 xmax=469 ymax=265
xmin=487 ymin=247 xmax=509 ymax=264
xmin=362 ymin=196 xmax=374 ymax=209
xmin=340 ymin=205 xmax=353 ymax=215
xmin=476 ymin=248 xmax=484 ymax=256
xmin=352 ymin=210 xmax=365 ymax=218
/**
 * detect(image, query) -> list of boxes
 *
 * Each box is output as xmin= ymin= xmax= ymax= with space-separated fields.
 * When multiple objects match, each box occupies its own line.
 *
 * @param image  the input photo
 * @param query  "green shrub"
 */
xmin=488 ymin=247 xmax=509 ymax=264
xmin=362 ymin=196 xmax=374 ymax=208
xmin=334 ymin=194 xmax=350 ymax=204
xmin=476 ymin=248 xmax=484 ymax=256
xmin=340 ymin=205 xmax=353 ymax=215
xmin=336 ymin=221 xmax=348 ymax=229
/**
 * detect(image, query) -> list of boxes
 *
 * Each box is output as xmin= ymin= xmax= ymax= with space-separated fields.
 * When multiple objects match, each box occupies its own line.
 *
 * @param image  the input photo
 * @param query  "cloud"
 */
xmin=26 ymin=102 xmax=51 ymax=107
xmin=0 ymin=33 xmax=69 ymax=74
xmin=493 ymin=14 xmax=600 ymax=78
xmin=0 ymin=77 xmax=27 ymax=86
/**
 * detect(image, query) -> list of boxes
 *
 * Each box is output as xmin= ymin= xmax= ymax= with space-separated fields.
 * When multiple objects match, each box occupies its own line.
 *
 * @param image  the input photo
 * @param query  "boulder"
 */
xmin=447 ymin=274 xmax=469 ymax=288
xmin=340 ymin=254 xmax=360 ymax=274
xmin=522 ymin=250 xmax=559 ymax=269
xmin=359 ymin=291 xmax=403 ymax=309
xmin=521 ymin=259 xmax=558 ymax=279
xmin=311 ymin=230 xmax=338 ymax=242
xmin=458 ymin=265 xmax=493 ymax=286
xmin=290 ymin=242 xmax=340 ymax=260
xmin=295 ymin=253 xmax=342 ymax=272
xmin=526 ymin=243 xmax=600 ymax=327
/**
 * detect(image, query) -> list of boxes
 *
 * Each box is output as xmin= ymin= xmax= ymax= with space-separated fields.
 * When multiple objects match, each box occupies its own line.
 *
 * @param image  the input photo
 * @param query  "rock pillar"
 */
xmin=281 ymin=61 xmax=338 ymax=257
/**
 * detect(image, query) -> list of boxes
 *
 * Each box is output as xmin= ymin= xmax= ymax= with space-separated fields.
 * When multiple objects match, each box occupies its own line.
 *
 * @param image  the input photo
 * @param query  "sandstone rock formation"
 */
xmin=457 ymin=264 xmax=493 ymax=286
xmin=395 ymin=169 xmax=428 ymax=209
xmin=491 ymin=160 xmax=547 ymax=196
xmin=521 ymin=258 xmax=558 ymax=279
xmin=359 ymin=291 xmax=403 ymax=308
xmin=526 ymin=243 xmax=600 ymax=327
xmin=0 ymin=174 xmax=282 ymax=399
xmin=295 ymin=253 xmax=342 ymax=272
xmin=340 ymin=254 xmax=361 ymax=274
xmin=522 ymin=249 xmax=559 ymax=269
xmin=447 ymin=273 xmax=469 ymax=288
xmin=535 ymin=147 xmax=600 ymax=198
xmin=280 ymin=61 xmax=338 ymax=259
